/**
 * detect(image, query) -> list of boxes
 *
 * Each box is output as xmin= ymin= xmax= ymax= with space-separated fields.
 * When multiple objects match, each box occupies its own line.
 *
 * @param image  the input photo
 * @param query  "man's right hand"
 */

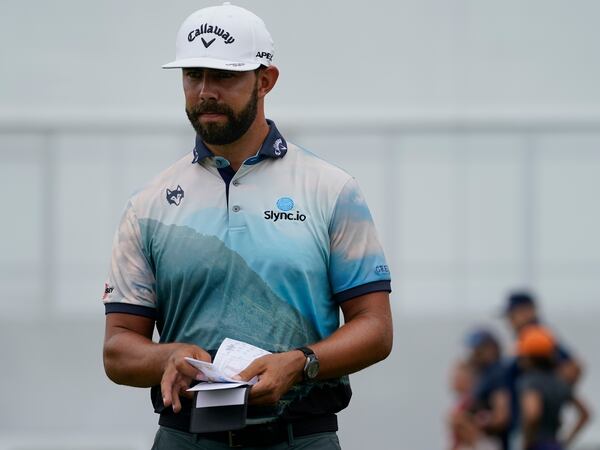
xmin=103 ymin=313 xmax=212 ymax=413
xmin=160 ymin=344 xmax=211 ymax=413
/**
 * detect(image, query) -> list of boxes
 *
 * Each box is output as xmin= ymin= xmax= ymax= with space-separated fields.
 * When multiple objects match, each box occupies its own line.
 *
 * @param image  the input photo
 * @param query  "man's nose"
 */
xmin=197 ymin=72 xmax=218 ymax=101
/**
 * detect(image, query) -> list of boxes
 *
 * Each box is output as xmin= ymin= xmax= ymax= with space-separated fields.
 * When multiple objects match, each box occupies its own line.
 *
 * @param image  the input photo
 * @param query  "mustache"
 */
xmin=187 ymin=101 xmax=233 ymax=116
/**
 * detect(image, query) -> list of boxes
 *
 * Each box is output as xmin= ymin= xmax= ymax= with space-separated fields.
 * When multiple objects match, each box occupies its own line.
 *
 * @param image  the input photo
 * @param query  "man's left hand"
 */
xmin=235 ymin=351 xmax=306 ymax=405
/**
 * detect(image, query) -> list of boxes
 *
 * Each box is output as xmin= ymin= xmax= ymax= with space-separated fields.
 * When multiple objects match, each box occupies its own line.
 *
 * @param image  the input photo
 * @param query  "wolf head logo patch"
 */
xmin=166 ymin=185 xmax=185 ymax=206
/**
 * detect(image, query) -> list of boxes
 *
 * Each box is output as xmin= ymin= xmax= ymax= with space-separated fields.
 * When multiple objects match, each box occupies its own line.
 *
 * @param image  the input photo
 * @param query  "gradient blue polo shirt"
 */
xmin=102 ymin=120 xmax=391 ymax=421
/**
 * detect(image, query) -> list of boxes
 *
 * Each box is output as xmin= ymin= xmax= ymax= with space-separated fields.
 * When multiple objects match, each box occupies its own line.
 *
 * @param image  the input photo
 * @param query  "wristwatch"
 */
xmin=296 ymin=346 xmax=320 ymax=380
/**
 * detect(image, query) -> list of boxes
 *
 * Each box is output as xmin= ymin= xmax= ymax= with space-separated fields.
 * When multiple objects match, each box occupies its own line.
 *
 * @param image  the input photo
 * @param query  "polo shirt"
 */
xmin=102 ymin=119 xmax=392 ymax=422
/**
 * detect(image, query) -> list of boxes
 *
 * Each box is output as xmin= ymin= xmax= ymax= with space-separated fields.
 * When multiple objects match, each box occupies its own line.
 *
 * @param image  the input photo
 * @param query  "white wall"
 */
xmin=3 ymin=0 xmax=600 ymax=113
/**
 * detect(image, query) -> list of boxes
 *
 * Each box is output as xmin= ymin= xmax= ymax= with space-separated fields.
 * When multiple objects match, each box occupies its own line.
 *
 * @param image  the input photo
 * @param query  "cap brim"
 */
xmin=162 ymin=57 xmax=261 ymax=71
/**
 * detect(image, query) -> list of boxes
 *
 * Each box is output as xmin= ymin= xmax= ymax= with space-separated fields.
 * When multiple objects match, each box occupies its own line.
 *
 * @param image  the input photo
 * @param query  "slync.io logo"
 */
xmin=264 ymin=197 xmax=307 ymax=222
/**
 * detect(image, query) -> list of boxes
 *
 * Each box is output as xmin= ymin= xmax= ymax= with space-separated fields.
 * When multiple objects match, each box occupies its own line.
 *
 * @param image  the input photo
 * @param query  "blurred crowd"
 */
xmin=449 ymin=291 xmax=591 ymax=450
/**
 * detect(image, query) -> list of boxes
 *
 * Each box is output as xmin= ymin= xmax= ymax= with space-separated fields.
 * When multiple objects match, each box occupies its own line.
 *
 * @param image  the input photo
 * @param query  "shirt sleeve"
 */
xmin=101 ymin=201 xmax=158 ymax=318
xmin=328 ymin=177 xmax=391 ymax=303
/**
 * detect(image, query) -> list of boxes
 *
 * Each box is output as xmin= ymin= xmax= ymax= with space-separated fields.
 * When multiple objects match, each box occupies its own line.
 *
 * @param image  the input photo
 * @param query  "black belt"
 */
xmin=199 ymin=415 xmax=337 ymax=448
xmin=165 ymin=414 xmax=338 ymax=448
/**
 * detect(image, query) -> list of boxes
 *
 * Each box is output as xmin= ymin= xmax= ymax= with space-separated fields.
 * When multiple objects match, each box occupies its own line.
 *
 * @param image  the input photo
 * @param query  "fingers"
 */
xmin=248 ymin=377 xmax=270 ymax=398
xmin=162 ymin=351 xmax=201 ymax=411
xmin=235 ymin=357 xmax=266 ymax=382
xmin=171 ymin=381 xmax=182 ymax=413
xmin=234 ymin=357 xmax=277 ymax=405
xmin=162 ymin=370 xmax=194 ymax=412
xmin=172 ymin=378 xmax=195 ymax=412
xmin=195 ymin=371 xmax=208 ymax=382
xmin=192 ymin=347 xmax=212 ymax=363
xmin=160 ymin=344 xmax=212 ymax=413
xmin=248 ymin=378 xmax=280 ymax=405
xmin=182 ymin=387 xmax=195 ymax=400
xmin=160 ymin=365 xmax=177 ymax=408
xmin=236 ymin=353 xmax=303 ymax=405
xmin=175 ymin=357 xmax=202 ymax=379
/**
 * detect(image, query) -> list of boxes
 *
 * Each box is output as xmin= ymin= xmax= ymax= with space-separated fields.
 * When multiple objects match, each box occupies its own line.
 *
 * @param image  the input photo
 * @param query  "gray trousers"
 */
xmin=151 ymin=426 xmax=342 ymax=450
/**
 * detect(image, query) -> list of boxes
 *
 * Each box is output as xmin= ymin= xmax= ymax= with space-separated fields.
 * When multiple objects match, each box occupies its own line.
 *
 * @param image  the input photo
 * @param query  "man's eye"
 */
xmin=187 ymin=71 xmax=203 ymax=79
xmin=185 ymin=70 xmax=236 ymax=81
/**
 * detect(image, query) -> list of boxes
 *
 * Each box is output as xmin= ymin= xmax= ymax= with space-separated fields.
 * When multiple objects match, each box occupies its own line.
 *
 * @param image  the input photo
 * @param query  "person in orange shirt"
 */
xmin=516 ymin=326 xmax=590 ymax=450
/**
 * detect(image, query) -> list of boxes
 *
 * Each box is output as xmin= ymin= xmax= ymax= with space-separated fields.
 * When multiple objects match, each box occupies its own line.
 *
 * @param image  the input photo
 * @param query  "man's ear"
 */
xmin=257 ymin=65 xmax=279 ymax=98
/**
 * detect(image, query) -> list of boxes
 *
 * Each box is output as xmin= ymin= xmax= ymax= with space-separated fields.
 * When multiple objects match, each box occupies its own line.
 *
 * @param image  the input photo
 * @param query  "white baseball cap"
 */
xmin=162 ymin=2 xmax=274 ymax=71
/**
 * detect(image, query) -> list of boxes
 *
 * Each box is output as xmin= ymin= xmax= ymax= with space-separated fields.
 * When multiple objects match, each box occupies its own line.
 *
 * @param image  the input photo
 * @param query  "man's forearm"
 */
xmin=103 ymin=329 xmax=177 ymax=387
xmin=235 ymin=292 xmax=392 ymax=405
xmin=563 ymin=396 xmax=590 ymax=447
xmin=310 ymin=293 xmax=393 ymax=379
xmin=104 ymin=313 xmax=213 ymax=412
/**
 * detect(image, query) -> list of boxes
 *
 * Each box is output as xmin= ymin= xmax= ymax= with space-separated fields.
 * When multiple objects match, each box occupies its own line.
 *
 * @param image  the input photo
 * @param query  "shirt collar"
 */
xmin=192 ymin=119 xmax=288 ymax=165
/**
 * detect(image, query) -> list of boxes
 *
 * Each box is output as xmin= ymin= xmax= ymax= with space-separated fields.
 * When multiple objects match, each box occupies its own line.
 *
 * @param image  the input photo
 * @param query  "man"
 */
xmin=464 ymin=328 xmax=511 ymax=450
xmin=501 ymin=291 xmax=582 ymax=449
xmin=503 ymin=291 xmax=582 ymax=385
xmin=448 ymin=329 xmax=510 ymax=450
xmin=101 ymin=3 xmax=393 ymax=449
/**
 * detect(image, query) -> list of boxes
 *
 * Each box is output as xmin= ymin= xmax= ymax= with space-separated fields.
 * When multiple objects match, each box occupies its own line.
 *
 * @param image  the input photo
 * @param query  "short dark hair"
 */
xmin=504 ymin=290 xmax=536 ymax=314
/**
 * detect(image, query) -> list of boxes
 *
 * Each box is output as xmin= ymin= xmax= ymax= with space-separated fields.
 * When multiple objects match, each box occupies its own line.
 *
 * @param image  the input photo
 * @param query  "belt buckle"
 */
xmin=228 ymin=431 xmax=243 ymax=448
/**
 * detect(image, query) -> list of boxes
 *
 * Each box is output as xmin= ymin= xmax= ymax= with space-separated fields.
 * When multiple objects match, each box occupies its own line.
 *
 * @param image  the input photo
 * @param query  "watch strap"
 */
xmin=296 ymin=346 xmax=315 ymax=358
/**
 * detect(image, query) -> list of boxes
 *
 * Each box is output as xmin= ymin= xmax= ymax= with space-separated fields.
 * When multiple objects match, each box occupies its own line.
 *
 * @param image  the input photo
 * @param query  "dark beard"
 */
xmin=186 ymin=84 xmax=259 ymax=146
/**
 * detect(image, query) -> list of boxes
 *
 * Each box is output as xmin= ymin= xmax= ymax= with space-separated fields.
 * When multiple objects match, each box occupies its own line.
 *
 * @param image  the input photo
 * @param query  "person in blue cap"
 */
xmin=465 ymin=328 xmax=511 ymax=450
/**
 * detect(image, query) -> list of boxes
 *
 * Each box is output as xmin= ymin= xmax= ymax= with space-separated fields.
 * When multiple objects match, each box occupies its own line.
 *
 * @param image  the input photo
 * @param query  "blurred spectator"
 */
xmin=449 ymin=359 xmax=502 ymax=450
xmin=504 ymin=291 xmax=582 ymax=385
xmin=467 ymin=328 xmax=511 ymax=449
xmin=502 ymin=290 xmax=585 ymax=449
xmin=448 ymin=328 xmax=510 ymax=450
xmin=516 ymin=326 xmax=590 ymax=450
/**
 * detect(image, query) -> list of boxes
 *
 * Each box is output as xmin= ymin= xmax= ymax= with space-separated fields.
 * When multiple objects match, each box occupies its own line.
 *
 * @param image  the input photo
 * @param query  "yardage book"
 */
xmin=185 ymin=338 xmax=270 ymax=432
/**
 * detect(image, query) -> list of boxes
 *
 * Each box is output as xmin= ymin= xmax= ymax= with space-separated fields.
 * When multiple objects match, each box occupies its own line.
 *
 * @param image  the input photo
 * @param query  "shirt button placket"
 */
xmin=228 ymin=171 xmax=245 ymax=229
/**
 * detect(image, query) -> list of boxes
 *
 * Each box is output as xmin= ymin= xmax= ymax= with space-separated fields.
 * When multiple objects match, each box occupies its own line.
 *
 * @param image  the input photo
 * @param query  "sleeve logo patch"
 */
xmin=102 ymin=283 xmax=114 ymax=300
xmin=375 ymin=265 xmax=390 ymax=275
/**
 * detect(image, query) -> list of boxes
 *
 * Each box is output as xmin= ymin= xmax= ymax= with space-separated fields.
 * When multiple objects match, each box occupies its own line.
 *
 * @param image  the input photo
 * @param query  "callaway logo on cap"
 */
xmin=162 ymin=2 xmax=274 ymax=71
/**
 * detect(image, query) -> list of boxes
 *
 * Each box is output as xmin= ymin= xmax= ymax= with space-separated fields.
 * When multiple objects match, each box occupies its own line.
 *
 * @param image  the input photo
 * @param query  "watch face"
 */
xmin=306 ymin=358 xmax=320 ymax=379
